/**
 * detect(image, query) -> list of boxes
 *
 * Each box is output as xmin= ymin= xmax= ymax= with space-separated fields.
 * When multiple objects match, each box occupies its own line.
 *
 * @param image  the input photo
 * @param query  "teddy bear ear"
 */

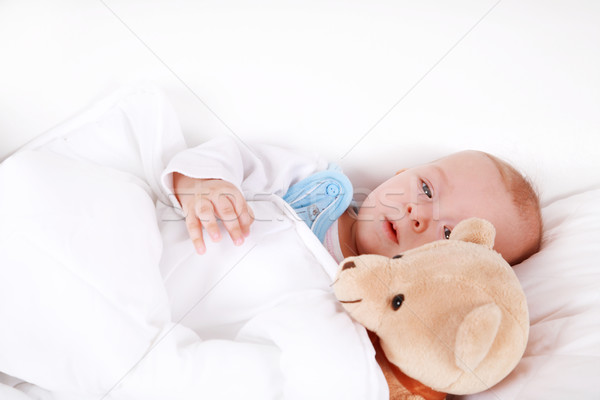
xmin=449 ymin=218 xmax=495 ymax=249
xmin=454 ymin=303 xmax=502 ymax=372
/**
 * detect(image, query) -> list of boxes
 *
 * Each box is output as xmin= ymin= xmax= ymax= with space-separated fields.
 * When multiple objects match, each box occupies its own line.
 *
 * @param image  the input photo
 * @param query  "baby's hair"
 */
xmin=483 ymin=153 xmax=543 ymax=265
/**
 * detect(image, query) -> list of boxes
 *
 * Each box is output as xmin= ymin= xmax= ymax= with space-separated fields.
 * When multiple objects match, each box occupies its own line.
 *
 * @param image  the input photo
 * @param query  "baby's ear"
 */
xmin=449 ymin=218 xmax=495 ymax=249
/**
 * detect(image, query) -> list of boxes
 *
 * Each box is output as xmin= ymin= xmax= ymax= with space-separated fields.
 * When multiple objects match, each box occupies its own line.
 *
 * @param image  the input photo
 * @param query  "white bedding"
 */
xmin=1 ymin=2 xmax=600 ymax=399
xmin=0 ymin=87 xmax=386 ymax=399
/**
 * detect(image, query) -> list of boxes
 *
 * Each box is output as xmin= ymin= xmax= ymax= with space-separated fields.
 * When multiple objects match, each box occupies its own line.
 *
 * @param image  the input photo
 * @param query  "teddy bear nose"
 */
xmin=341 ymin=260 xmax=357 ymax=271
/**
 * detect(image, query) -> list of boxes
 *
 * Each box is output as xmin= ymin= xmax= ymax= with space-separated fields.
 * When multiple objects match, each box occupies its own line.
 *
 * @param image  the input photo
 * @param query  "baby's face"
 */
xmin=354 ymin=151 xmax=525 ymax=263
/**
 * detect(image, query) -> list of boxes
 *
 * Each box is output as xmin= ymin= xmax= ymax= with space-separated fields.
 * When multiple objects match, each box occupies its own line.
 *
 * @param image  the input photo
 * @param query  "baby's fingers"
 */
xmin=215 ymin=195 xmax=247 ymax=246
xmin=194 ymin=199 xmax=222 ymax=244
xmin=236 ymin=199 xmax=254 ymax=238
xmin=188 ymin=197 xmax=221 ymax=254
xmin=185 ymin=209 xmax=206 ymax=254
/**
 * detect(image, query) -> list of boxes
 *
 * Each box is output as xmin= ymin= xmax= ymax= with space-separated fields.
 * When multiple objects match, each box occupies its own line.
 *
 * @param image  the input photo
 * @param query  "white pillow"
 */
xmin=455 ymin=189 xmax=600 ymax=399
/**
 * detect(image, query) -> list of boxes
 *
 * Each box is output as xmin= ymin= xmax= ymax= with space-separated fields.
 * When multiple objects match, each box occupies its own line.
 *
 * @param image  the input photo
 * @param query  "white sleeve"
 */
xmin=160 ymin=135 xmax=329 ymax=211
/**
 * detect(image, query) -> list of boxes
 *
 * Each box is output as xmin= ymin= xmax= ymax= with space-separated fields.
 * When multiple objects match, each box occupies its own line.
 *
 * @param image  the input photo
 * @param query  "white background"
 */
xmin=1 ymin=0 xmax=599 ymax=204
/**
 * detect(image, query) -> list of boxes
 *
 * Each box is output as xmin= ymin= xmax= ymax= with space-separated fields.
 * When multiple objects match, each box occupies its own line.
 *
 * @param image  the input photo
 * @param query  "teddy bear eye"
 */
xmin=391 ymin=294 xmax=405 ymax=310
xmin=392 ymin=254 xmax=403 ymax=259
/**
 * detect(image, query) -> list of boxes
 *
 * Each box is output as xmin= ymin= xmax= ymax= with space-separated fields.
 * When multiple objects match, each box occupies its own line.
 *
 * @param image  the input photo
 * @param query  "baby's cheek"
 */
xmin=355 ymin=221 xmax=378 ymax=253
xmin=360 ymin=191 xmax=380 ymax=208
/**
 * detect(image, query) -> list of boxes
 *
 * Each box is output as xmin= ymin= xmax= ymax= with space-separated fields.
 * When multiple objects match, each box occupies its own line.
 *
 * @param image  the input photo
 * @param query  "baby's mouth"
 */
xmin=384 ymin=218 xmax=399 ymax=244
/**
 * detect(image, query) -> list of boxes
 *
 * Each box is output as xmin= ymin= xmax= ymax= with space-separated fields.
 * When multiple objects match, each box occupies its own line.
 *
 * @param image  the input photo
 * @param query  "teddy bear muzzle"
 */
xmin=333 ymin=255 xmax=394 ymax=330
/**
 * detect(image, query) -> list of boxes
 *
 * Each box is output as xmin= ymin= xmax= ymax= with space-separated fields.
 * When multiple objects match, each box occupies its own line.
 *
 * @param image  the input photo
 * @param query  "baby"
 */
xmin=172 ymin=141 xmax=542 ymax=266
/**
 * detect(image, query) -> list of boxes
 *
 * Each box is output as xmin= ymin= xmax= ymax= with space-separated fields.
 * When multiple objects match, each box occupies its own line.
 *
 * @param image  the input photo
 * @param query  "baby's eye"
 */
xmin=421 ymin=181 xmax=432 ymax=198
xmin=444 ymin=226 xmax=452 ymax=240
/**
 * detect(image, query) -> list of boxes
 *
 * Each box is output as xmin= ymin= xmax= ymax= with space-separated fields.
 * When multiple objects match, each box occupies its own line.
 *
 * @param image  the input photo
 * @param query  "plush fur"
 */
xmin=333 ymin=218 xmax=529 ymax=399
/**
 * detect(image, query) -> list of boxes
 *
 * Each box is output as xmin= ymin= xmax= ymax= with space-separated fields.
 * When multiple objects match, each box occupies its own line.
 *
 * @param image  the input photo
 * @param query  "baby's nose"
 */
xmin=407 ymin=203 xmax=430 ymax=232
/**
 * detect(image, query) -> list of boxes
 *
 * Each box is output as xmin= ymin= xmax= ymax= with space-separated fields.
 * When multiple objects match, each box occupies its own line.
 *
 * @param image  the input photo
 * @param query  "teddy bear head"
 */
xmin=333 ymin=218 xmax=529 ymax=395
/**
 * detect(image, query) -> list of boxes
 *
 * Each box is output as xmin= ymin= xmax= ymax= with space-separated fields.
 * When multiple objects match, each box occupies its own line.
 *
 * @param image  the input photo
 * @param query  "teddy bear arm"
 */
xmin=371 ymin=332 xmax=446 ymax=400
xmin=382 ymin=364 xmax=425 ymax=400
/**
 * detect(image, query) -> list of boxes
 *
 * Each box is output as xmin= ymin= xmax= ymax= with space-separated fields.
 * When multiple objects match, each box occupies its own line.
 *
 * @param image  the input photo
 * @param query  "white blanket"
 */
xmin=0 ymin=87 xmax=387 ymax=399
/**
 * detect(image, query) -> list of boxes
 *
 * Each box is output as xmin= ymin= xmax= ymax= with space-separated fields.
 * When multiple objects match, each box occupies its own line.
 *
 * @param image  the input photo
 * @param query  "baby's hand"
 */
xmin=173 ymin=173 xmax=254 ymax=254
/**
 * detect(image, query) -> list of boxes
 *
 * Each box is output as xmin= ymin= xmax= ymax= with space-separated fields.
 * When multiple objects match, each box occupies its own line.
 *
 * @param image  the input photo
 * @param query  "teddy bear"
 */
xmin=333 ymin=218 xmax=529 ymax=400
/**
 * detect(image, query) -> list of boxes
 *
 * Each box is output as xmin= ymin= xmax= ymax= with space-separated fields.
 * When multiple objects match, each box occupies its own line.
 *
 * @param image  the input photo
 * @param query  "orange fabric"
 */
xmin=369 ymin=331 xmax=447 ymax=400
xmin=387 ymin=363 xmax=447 ymax=400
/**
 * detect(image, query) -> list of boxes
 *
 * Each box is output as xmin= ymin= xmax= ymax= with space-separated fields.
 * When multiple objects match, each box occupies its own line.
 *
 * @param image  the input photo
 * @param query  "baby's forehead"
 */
xmin=434 ymin=150 xmax=491 ymax=165
xmin=425 ymin=150 xmax=498 ymax=176
xmin=417 ymin=151 xmax=506 ymax=195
